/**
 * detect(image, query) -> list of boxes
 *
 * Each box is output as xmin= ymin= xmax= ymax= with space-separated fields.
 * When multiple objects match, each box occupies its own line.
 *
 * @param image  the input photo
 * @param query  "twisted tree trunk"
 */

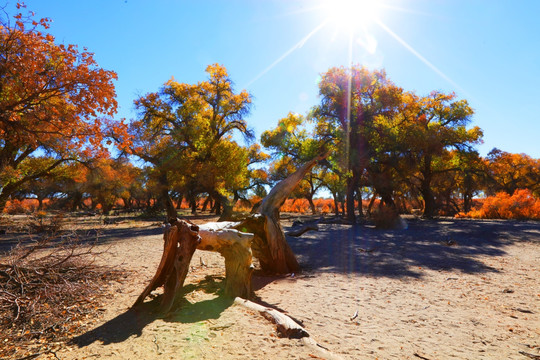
xmin=133 ymin=219 xmax=200 ymax=313
xmin=237 ymin=152 xmax=329 ymax=274
xmin=198 ymin=222 xmax=254 ymax=298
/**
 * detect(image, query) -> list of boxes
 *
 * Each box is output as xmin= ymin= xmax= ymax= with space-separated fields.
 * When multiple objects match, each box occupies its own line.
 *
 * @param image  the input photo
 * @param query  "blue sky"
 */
xmin=17 ymin=0 xmax=540 ymax=158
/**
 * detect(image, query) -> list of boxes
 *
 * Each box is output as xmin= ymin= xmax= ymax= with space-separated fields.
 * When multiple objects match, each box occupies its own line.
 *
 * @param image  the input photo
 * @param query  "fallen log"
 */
xmin=233 ymin=297 xmax=343 ymax=360
xmin=133 ymin=219 xmax=200 ymax=313
xmin=233 ymin=297 xmax=308 ymax=338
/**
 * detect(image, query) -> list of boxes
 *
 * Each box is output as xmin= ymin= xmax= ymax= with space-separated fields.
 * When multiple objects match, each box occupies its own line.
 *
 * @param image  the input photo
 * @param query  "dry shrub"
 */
xmin=279 ymin=199 xmax=311 ymax=213
xmin=0 ymin=232 xmax=127 ymax=359
xmin=233 ymin=198 xmax=254 ymax=213
xmin=464 ymin=189 xmax=540 ymax=220
xmin=314 ymin=198 xmax=333 ymax=214
xmin=4 ymin=199 xmax=37 ymax=214
xmin=29 ymin=211 xmax=66 ymax=233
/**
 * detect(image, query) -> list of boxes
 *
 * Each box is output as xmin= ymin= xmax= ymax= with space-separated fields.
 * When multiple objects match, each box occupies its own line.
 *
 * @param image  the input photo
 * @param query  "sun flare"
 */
xmin=324 ymin=0 xmax=381 ymax=31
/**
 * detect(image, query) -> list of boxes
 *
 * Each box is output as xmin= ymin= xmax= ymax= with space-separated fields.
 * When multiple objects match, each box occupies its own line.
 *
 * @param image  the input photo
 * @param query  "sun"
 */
xmin=323 ymin=0 xmax=381 ymax=31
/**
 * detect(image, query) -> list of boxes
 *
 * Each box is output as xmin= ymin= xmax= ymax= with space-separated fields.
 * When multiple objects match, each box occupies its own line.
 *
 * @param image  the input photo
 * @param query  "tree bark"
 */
xmin=233 ymin=298 xmax=343 ymax=359
xmin=332 ymin=193 xmax=339 ymax=216
xmin=198 ymin=222 xmax=254 ymax=298
xmin=356 ymin=187 xmax=364 ymax=218
xmin=245 ymin=152 xmax=329 ymax=274
xmin=190 ymin=197 xmax=198 ymax=214
xmin=346 ymin=175 xmax=357 ymax=223
xmin=213 ymin=191 xmax=233 ymax=221
xmin=306 ymin=194 xmax=317 ymax=215
xmin=233 ymin=298 xmax=308 ymax=339
xmin=201 ymin=196 xmax=212 ymax=212
xmin=420 ymin=155 xmax=435 ymax=218
xmin=133 ymin=219 xmax=200 ymax=313
xmin=157 ymin=171 xmax=177 ymax=219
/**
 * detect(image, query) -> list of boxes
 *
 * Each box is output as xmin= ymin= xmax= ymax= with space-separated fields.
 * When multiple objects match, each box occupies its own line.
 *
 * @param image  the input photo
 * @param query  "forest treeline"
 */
xmin=1 ymin=5 xmax=539 ymax=221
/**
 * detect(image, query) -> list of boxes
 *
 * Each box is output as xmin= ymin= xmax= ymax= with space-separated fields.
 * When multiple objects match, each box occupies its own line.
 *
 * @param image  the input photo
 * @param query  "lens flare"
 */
xmin=325 ymin=0 xmax=381 ymax=31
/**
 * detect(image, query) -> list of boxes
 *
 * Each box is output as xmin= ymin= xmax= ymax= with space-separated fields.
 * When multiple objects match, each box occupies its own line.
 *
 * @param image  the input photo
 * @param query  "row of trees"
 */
xmin=260 ymin=67 xmax=539 ymax=220
xmin=1 ymin=4 xmax=539 ymax=220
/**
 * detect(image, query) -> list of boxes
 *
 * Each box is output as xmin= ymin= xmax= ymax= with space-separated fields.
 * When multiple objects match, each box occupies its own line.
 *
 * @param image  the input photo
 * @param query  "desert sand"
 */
xmin=7 ymin=215 xmax=539 ymax=360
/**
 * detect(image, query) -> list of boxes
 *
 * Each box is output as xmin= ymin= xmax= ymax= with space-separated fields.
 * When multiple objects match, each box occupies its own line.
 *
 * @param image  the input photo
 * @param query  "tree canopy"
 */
xmin=127 ymin=64 xmax=257 ymax=219
xmin=0 ymin=3 xmax=126 ymax=210
xmin=1 ymin=3 xmax=537 ymax=222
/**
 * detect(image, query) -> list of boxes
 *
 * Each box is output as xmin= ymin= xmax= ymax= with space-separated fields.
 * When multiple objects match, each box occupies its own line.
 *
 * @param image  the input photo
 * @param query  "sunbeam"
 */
xmin=375 ymin=19 xmax=466 ymax=94
xmin=325 ymin=0 xmax=381 ymax=30
xmin=244 ymin=19 xmax=330 ymax=88
xmin=246 ymin=1 xmax=467 ymax=98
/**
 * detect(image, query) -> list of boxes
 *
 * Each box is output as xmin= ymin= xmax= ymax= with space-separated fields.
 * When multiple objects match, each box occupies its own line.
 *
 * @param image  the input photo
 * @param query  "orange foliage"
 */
xmin=313 ymin=198 xmax=333 ymax=214
xmin=279 ymin=198 xmax=336 ymax=214
xmin=460 ymin=189 xmax=540 ymax=220
xmin=3 ymin=199 xmax=40 ymax=214
xmin=178 ymin=199 xmax=190 ymax=210
xmin=0 ymin=5 xmax=125 ymax=156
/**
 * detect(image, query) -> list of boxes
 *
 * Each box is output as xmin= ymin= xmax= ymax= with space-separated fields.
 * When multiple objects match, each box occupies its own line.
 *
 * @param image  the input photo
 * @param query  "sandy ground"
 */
xmin=3 ymin=215 xmax=539 ymax=359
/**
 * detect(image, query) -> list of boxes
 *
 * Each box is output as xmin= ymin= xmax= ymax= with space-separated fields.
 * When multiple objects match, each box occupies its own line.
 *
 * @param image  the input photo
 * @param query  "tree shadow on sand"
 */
xmin=0 ymin=225 xmax=164 ymax=254
xmin=287 ymin=217 xmax=540 ymax=278
xmin=70 ymin=275 xmax=234 ymax=347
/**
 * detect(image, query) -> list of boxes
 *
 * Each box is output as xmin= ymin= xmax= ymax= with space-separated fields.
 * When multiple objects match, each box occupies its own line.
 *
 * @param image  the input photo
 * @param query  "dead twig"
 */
xmin=519 ymin=351 xmax=540 ymax=360
xmin=414 ymin=352 xmax=432 ymax=360
xmin=0 ymin=229 xmax=127 ymax=359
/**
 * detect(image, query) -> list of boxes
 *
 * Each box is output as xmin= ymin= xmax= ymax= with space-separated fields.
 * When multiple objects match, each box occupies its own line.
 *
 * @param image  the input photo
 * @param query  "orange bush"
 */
xmin=463 ymin=189 xmax=540 ymax=220
xmin=4 ymin=199 xmax=39 ymax=214
xmin=179 ymin=199 xmax=191 ymax=210
xmin=313 ymin=198 xmax=334 ymax=214
xmin=233 ymin=198 xmax=255 ymax=213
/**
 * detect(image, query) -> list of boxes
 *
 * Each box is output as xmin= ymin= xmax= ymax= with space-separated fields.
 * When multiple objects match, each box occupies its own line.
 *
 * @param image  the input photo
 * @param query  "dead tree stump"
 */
xmin=235 ymin=152 xmax=329 ymax=274
xmin=198 ymin=222 xmax=255 ymax=298
xmin=133 ymin=219 xmax=200 ymax=313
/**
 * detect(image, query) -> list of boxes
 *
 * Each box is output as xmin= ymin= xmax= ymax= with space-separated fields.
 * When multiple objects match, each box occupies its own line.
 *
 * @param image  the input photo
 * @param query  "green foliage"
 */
xmin=128 ymin=64 xmax=260 ymax=215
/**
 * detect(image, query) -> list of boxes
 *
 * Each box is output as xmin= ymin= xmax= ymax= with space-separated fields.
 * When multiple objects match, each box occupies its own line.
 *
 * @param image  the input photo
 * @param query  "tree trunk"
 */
xmin=213 ymin=191 xmax=233 ymax=221
xmin=346 ymin=176 xmax=357 ymax=223
xmin=201 ymin=196 xmax=212 ymax=212
xmin=244 ymin=152 xmax=329 ymax=274
xmin=306 ymin=194 xmax=317 ymax=215
xmin=133 ymin=219 xmax=200 ymax=313
xmin=346 ymin=112 xmax=368 ymax=224
xmin=366 ymin=192 xmax=377 ymax=217
xmin=420 ymin=156 xmax=435 ymax=218
xmin=121 ymin=197 xmax=131 ymax=210
xmin=421 ymin=182 xmax=435 ymax=218
xmin=101 ymin=203 xmax=113 ymax=215
xmin=463 ymin=174 xmax=473 ymax=213
xmin=68 ymin=192 xmax=81 ymax=211
xmin=158 ymin=172 xmax=177 ymax=219
xmin=332 ymin=193 xmax=339 ymax=216
xmin=356 ymin=188 xmax=364 ymax=218
xmin=198 ymin=223 xmax=254 ymax=298
xmin=190 ymin=197 xmax=198 ymax=214
xmin=213 ymin=198 xmax=221 ymax=215
xmin=463 ymin=192 xmax=472 ymax=213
